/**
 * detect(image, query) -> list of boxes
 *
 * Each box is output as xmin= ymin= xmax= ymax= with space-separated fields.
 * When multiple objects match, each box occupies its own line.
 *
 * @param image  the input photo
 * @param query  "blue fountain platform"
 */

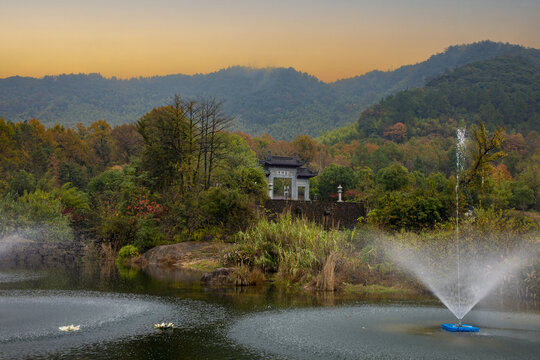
xmin=442 ymin=324 xmax=479 ymax=332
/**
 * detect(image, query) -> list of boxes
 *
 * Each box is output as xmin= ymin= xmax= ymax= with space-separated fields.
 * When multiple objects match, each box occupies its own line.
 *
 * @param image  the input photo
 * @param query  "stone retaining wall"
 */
xmin=263 ymin=200 xmax=365 ymax=229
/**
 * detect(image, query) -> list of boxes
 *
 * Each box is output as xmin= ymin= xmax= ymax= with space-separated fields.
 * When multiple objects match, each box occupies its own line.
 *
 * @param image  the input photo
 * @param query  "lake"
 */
xmin=1 ymin=264 xmax=539 ymax=359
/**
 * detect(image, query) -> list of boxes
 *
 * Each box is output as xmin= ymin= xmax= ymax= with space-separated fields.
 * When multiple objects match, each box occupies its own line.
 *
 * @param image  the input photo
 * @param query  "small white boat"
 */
xmin=59 ymin=324 xmax=80 ymax=332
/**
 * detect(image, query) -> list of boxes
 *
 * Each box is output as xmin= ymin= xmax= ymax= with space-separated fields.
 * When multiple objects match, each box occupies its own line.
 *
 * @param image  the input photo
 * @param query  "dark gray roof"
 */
xmin=297 ymin=167 xmax=317 ymax=178
xmin=261 ymin=155 xmax=305 ymax=168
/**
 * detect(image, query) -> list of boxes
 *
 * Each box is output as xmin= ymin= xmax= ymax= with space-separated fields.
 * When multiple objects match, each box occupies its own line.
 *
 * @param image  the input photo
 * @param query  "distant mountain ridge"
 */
xmin=318 ymin=54 xmax=540 ymax=145
xmin=0 ymin=41 xmax=538 ymax=140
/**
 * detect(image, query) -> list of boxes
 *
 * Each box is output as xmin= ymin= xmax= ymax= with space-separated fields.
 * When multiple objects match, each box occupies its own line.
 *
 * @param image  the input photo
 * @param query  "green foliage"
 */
xmin=8 ymin=170 xmax=36 ymax=196
xmin=220 ymin=166 xmax=267 ymax=201
xmin=511 ymin=185 xmax=535 ymax=211
xmin=199 ymin=187 xmax=254 ymax=233
xmin=353 ymin=55 xmax=540 ymax=141
xmin=87 ymin=169 xmax=125 ymax=196
xmin=53 ymin=183 xmax=90 ymax=212
xmin=0 ymin=191 xmax=73 ymax=242
xmin=117 ymin=245 xmax=140 ymax=261
xmin=316 ymin=164 xmax=357 ymax=200
xmin=375 ymin=164 xmax=410 ymax=191
xmin=367 ymin=192 xmax=446 ymax=231
xmin=134 ymin=218 xmax=164 ymax=252
xmin=58 ymin=162 xmax=88 ymax=189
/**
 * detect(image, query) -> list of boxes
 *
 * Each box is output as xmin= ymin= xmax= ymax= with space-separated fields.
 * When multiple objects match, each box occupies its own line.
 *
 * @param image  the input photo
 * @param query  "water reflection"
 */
xmin=0 ymin=263 xmax=538 ymax=360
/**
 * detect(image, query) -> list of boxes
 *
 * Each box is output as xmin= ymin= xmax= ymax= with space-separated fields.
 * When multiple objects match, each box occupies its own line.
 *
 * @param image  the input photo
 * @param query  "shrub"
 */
xmin=134 ymin=218 xmax=164 ymax=252
xmin=367 ymin=192 xmax=446 ymax=230
xmin=199 ymin=187 xmax=255 ymax=232
xmin=117 ymin=245 xmax=140 ymax=261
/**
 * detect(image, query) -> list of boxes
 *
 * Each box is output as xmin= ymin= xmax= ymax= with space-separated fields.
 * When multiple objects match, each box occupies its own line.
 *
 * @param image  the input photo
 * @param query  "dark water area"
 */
xmin=0 ymin=264 xmax=539 ymax=359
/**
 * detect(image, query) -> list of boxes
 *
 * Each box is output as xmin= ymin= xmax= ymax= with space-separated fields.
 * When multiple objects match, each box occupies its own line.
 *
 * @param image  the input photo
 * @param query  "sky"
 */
xmin=1 ymin=0 xmax=539 ymax=82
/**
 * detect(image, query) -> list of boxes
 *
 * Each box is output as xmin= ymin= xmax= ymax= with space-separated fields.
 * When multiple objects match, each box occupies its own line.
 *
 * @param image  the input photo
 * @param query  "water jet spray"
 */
xmin=441 ymin=129 xmax=479 ymax=333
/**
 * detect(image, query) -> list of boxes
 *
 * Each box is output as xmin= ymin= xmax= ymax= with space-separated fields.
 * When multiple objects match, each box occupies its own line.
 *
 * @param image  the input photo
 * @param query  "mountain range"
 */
xmin=0 ymin=41 xmax=538 ymax=140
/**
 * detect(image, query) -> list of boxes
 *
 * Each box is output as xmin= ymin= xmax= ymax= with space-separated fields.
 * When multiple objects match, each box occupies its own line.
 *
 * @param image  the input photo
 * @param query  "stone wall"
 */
xmin=263 ymin=200 xmax=365 ymax=229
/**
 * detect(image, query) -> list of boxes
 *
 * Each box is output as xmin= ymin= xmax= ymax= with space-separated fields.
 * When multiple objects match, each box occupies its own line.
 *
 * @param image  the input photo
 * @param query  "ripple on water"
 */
xmin=0 ymin=290 xmax=226 ymax=359
xmin=228 ymin=305 xmax=540 ymax=360
xmin=0 ymin=270 xmax=45 ymax=283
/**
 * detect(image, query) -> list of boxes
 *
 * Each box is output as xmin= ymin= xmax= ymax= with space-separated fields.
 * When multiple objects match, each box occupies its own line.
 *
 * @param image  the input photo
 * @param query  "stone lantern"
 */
xmin=337 ymin=185 xmax=343 ymax=202
xmin=268 ymin=182 xmax=274 ymax=199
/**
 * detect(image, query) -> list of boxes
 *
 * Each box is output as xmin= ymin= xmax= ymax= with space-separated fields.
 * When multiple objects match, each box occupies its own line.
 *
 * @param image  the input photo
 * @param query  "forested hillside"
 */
xmin=1 ymin=41 xmax=537 ymax=140
xmin=319 ymin=54 xmax=540 ymax=144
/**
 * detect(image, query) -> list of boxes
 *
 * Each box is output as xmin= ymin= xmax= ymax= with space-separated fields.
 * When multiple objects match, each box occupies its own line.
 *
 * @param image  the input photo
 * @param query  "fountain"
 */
xmin=386 ymin=128 xmax=534 ymax=333
xmin=443 ymin=128 xmax=478 ymax=332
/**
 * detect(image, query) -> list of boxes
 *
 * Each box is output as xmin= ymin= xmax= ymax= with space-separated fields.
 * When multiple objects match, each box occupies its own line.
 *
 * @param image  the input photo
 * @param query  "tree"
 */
xmin=316 ymin=165 xmax=357 ymax=201
xmin=462 ymin=123 xmax=506 ymax=188
xmin=136 ymin=95 xmax=231 ymax=193
xmin=511 ymin=185 xmax=535 ymax=211
xmin=383 ymin=122 xmax=407 ymax=142
xmin=291 ymin=135 xmax=318 ymax=162
xmin=111 ymin=124 xmax=143 ymax=164
xmin=375 ymin=164 xmax=410 ymax=191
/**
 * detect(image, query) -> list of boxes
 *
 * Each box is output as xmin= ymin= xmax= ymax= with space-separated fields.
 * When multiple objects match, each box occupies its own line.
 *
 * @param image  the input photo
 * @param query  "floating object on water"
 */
xmin=59 ymin=325 xmax=80 ymax=332
xmin=154 ymin=322 xmax=174 ymax=330
xmin=442 ymin=323 xmax=478 ymax=332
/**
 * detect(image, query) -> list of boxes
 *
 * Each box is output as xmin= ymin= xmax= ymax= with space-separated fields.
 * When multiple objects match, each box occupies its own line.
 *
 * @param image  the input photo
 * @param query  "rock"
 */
xmin=140 ymin=241 xmax=228 ymax=268
xmin=201 ymin=267 xmax=235 ymax=283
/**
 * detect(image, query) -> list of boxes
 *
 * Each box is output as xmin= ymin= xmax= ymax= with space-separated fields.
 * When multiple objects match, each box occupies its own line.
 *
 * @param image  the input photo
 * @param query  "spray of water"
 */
xmin=455 ymin=128 xmax=466 ymax=320
xmin=384 ymin=128 xmax=536 ymax=321
xmin=386 ymin=235 xmax=533 ymax=320
xmin=0 ymin=234 xmax=28 ymax=257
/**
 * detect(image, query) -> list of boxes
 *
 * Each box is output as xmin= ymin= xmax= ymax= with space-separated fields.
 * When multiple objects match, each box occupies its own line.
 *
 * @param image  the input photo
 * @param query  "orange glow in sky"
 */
xmin=1 ymin=0 xmax=539 ymax=82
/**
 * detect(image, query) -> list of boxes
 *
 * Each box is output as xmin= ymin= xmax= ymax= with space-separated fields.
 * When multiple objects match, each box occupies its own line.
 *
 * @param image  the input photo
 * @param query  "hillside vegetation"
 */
xmin=1 ymin=41 xmax=537 ymax=140
xmin=319 ymin=54 xmax=540 ymax=144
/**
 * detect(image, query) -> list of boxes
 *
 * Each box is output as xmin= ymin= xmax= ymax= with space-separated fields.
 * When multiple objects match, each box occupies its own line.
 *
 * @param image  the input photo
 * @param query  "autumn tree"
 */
xmin=291 ymin=135 xmax=318 ymax=162
xmin=462 ymin=123 xmax=506 ymax=188
xmin=111 ymin=124 xmax=143 ymax=164
xmin=87 ymin=120 xmax=115 ymax=171
xmin=383 ymin=122 xmax=408 ymax=142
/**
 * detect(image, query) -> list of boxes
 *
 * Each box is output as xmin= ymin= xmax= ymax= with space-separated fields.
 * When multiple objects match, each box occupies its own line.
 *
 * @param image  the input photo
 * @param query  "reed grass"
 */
xmin=223 ymin=214 xmax=354 ymax=288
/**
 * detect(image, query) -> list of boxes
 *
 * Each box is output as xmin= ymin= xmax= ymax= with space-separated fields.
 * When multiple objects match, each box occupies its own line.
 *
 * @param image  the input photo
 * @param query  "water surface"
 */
xmin=0 ymin=265 xmax=538 ymax=359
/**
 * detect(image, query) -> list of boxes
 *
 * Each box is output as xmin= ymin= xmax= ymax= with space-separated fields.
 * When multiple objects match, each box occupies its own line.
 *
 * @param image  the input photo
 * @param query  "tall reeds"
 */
xmin=223 ymin=214 xmax=353 ymax=288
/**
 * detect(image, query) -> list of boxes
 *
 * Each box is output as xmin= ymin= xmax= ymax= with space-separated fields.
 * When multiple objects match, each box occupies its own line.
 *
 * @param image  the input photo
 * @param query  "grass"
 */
xmin=223 ymin=214 xmax=355 ymax=289
xmin=184 ymin=259 xmax=221 ymax=272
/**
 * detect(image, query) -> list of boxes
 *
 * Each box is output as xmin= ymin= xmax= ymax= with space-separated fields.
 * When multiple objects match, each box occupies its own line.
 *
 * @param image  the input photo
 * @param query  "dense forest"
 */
xmin=1 ymin=41 xmax=538 ymax=140
xmin=1 ymin=108 xmax=538 ymax=250
xmin=319 ymin=54 xmax=540 ymax=144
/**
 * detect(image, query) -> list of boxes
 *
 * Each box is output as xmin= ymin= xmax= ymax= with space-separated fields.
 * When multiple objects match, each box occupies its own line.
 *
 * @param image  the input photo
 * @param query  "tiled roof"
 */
xmin=261 ymin=155 xmax=305 ymax=168
xmin=297 ymin=167 xmax=317 ymax=178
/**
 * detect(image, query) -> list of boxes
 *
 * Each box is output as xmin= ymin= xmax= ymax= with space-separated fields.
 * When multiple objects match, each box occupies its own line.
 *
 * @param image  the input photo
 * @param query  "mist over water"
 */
xmin=0 ymin=233 xmax=27 ymax=256
xmin=385 ymin=236 xmax=534 ymax=320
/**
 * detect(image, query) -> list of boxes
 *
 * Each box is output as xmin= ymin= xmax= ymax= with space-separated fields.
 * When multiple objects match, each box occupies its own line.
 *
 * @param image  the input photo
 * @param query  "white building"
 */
xmin=261 ymin=153 xmax=317 ymax=200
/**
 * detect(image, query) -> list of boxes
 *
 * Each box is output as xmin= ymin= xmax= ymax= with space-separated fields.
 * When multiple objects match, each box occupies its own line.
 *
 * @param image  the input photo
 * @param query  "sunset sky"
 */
xmin=1 ymin=0 xmax=539 ymax=82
